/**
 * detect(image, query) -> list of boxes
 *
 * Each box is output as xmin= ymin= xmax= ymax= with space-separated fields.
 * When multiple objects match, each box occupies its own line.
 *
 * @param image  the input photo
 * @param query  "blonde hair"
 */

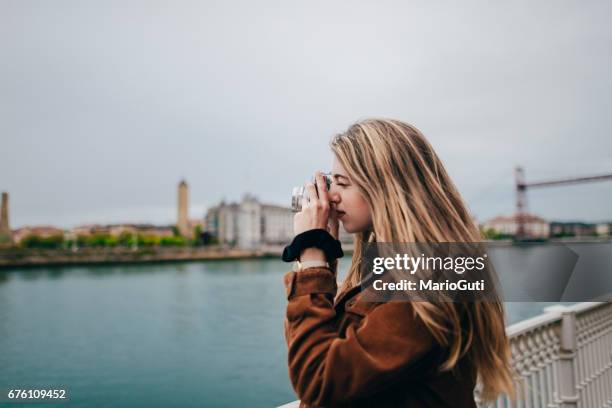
xmin=330 ymin=118 xmax=515 ymax=402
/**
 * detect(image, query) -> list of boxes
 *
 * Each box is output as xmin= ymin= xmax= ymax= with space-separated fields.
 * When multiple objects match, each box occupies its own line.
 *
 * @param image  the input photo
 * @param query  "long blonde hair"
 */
xmin=330 ymin=118 xmax=515 ymax=402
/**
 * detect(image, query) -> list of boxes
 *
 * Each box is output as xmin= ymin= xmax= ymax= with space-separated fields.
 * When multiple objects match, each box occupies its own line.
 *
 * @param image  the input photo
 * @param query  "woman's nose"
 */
xmin=328 ymin=189 xmax=341 ymax=204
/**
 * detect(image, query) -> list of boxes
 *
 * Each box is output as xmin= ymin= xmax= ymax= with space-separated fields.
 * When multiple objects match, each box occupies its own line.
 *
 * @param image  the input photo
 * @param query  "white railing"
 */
xmin=279 ymin=302 xmax=612 ymax=408
xmin=480 ymin=302 xmax=612 ymax=408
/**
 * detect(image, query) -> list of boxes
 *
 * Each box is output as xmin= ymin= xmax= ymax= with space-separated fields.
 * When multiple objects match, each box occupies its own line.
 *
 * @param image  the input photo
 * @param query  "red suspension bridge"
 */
xmin=514 ymin=167 xmax=612 ymax=238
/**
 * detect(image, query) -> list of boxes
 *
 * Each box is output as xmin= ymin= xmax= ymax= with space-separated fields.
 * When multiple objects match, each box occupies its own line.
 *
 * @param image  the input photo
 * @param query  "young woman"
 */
xmin=282 ymin=118 xmax=515 ymax=407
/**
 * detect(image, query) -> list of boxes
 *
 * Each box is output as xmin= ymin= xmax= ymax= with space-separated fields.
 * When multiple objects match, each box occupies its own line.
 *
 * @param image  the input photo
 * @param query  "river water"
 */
xmin=0 ymin=244 xmax=608 ymax=407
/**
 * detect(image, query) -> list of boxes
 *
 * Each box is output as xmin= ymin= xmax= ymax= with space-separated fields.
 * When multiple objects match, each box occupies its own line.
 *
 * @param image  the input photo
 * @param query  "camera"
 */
xmin=291 ymin=173 xmax=333 ymax=212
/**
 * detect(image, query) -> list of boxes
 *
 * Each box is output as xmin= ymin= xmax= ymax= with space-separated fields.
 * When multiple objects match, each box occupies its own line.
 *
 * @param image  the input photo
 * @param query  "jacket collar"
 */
xmin=334 ymin=283 xmax=361 ymax=311
xmin=334 ymin=267 xmax=383 ymax=310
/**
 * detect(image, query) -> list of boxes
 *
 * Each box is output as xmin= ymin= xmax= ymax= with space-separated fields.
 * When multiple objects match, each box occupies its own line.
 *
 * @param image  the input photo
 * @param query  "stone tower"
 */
xmin=177 ymin=180 xmax=191 ymax=238
xmin=0 ymin=192 xmax=11 ymax=242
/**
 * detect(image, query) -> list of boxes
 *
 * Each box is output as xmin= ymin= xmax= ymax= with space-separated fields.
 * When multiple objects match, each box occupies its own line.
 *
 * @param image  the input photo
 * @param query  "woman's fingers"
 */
xmin=296 ymin=175 xmax=331 ymax=233
xmin=300 ymin=188 xmax=309 ymax=210
xmin=304 ymin=181 xmax=318 ymax=207
xmin=314 ymin=171 xmax=329 ymax=204
xmin=328 ymin=207 xmax=340 ymax=239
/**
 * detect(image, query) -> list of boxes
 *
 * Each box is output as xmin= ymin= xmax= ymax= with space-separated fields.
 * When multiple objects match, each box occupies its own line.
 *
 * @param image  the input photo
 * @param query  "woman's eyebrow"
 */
xmin=333 ymin=174 xmax=349 ymax=181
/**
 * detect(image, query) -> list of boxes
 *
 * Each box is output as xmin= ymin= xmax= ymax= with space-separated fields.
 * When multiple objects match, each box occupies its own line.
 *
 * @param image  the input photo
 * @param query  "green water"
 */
xmin=0 ymin=254 xmax=588 ymax=407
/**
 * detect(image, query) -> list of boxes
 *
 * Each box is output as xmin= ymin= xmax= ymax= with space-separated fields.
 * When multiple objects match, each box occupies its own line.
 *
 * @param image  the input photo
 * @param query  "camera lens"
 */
xmin=291 ymin=186 xmax=305 ymax=212
xmin=290 ymin=173 xmax=332 ymax=212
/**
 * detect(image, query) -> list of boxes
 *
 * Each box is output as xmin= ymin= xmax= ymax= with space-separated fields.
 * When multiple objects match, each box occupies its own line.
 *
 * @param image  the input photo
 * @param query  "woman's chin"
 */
xmin=339 ymin=220 xmax=349 ymax=231
xmin=341 ymin=220 xmax=370 ymax=235
xmin=341 ymin=220 xmax=356 ymax=234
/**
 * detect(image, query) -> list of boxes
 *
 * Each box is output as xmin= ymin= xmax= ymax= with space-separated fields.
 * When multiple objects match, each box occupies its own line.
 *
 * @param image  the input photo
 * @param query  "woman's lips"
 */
xmin=337 ymin=211 xmax=346 ymax=220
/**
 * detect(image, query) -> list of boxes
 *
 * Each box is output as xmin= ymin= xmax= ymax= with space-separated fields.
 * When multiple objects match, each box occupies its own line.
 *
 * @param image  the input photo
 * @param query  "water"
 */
xmin=0 ymin=259 xmax=293 ymax=408
xmin=0 ymin=248 xmax=600 ymax=408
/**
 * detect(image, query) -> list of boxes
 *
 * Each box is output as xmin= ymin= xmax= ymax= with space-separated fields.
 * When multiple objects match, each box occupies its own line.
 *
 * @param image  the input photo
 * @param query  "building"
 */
xmin=0 ymin=192 xmax=11 ymax=243
xmin=482 ymin=213 xmax=550 ymax=238
xmin=261 ymin=202 xmax=295 ymax=245
xmin=71 ymin=223 xmax=174 ymax=238
xmin=205 ymin=194 xmax=287 ymax=249
xmin=549 ymin=222 xmax=597 ymax=238
xmin=237 ymin=194 xmax=262 ymax=249
xmin=12 ymin=225 xmax=65 ymax=245
xmin=205 ymin=194 xmax=353 ymax=249
xmin=205 ymin=200 xmax=240 ymax=246
xmin=204 ymin=194 xmax=291 ymax=249
xmin=177 ymin=180 xmax=191 ymax=238
xmin=71 ymin=224 xmax=113 ymax=236
xmin=596 ymin=222 xmax=612 ymax=237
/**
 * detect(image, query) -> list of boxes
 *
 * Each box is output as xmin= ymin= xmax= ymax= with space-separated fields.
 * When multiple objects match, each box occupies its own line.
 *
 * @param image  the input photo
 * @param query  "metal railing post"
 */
xmin=558 ymin=310 xmax=579 ymax=408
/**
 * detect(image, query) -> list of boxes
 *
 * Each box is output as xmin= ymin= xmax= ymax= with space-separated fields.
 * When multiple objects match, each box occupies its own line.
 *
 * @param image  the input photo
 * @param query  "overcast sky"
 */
xmin=1 ymin=0 xmax=611 ymax=229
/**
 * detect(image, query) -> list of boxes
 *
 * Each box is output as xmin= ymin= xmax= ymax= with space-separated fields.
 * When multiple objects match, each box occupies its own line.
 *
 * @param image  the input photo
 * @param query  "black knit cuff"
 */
xmin=281 ymin=229 xmax=344 ymax=262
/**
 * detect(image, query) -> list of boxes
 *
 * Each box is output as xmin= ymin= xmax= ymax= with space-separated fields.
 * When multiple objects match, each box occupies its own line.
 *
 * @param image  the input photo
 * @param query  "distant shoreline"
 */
xmin=0 ymin=247 xmax=287 ymax=269
xmin=0 ymin=239 xmax=608 ymax=269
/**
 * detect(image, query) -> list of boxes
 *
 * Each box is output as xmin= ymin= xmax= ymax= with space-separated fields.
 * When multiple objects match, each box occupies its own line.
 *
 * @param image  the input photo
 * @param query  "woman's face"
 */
xmin=328 ymin=155 xmax=373 ymax=234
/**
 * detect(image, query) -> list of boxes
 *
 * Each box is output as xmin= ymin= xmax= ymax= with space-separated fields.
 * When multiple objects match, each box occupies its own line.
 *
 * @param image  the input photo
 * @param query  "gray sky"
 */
xmin=1 ymin=0 xmax=611 ymax=229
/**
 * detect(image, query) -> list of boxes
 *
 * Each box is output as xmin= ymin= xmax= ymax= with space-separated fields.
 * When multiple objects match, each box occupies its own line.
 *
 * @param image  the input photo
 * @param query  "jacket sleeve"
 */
xmin=283 ymin=267 xmax=435 ymax=406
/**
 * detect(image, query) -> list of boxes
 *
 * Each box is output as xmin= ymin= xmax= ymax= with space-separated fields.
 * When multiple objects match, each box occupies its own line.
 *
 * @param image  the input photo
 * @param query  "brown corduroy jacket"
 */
xmin=283 ymin=267 xmax=477 ymax=408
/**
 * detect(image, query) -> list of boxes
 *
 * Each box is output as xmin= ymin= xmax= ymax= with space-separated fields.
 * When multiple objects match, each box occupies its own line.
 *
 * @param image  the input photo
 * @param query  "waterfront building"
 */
xmin=71 ymin=224 xmax=113 ymax=236
xmin=205 ymin=194 xmax=353 ymax=249
xmin=71 ymin=223 xmax=174 ymax=238
xmin=238 ymin=194 xmax=262 ymax=249
xmin=260 ymin=202 xmax=295 ymax=245
xmin=205 ymin=194 xmax=287 ymax=249
xmin=12 ymin=225 xmax=65 ymax=244
xmin=596 ymin=222 xmax=612 ymax=237
xmin=549 ymin=221 xmax=597 ymax=238
xmin=482 ymin=213 xmax=550 ymax=238
xmin=205 ymin=201 xmax=240 ymax=246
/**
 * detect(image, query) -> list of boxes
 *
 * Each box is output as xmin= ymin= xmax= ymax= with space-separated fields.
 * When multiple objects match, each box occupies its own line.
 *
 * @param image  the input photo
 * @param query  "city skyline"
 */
xmin=2 ymin=179 xmax=612 ymax=231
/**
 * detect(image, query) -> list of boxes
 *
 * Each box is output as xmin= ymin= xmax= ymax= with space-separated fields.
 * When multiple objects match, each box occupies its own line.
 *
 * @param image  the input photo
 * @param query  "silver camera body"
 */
xmin=291 ymin=173 xmax=333 ymax=212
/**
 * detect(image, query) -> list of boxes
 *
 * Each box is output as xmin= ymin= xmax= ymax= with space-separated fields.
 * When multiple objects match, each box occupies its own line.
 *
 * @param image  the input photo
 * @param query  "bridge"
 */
xmin=514 ymin=168 xmax=612 ymax=239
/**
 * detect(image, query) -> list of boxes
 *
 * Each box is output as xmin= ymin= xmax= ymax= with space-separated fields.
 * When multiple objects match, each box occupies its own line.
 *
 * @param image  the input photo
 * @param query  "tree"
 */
xmin=21 ymin=234 xmax=64 ymax=249
xmin=193 ymin=225 xmax=203 ymax=246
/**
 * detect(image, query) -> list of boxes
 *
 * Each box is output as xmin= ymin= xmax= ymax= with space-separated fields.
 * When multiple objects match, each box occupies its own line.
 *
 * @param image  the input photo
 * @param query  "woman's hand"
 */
xmin=293 ymin=171 xmax=339 ymax=262
xmin=293 ymin=171 xmax=337 ymax=235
